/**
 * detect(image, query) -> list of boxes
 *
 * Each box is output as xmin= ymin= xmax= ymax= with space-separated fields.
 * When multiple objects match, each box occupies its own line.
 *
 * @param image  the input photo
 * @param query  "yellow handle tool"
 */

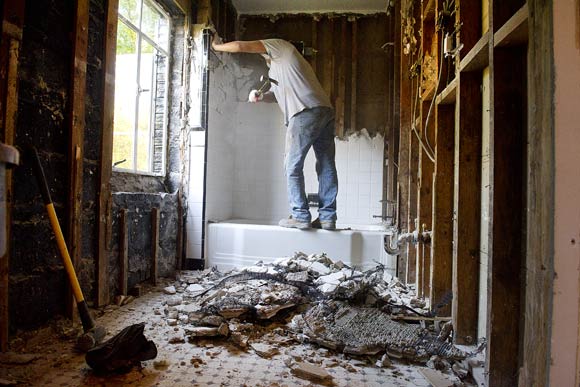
xmin=29 ymin=146 xmax=105 ymax=351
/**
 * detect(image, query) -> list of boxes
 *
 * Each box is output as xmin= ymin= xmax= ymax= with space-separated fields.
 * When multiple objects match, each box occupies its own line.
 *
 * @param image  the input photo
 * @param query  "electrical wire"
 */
xmin=423 ymin=28 xmax=447 ymax=158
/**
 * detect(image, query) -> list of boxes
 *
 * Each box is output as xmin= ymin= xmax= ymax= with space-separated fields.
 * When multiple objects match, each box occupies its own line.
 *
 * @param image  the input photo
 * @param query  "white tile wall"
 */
xmin=231 ymin=102 xmax=385 ymax=225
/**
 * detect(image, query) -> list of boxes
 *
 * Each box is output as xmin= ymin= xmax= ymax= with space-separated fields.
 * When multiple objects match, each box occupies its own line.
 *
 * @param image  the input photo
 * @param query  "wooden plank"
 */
xmin=451 ymin=71 xmax=481 ymax=345
xmin=0 ymin=0 xmax=25 ymax=353
xmin=435 ymin=77 xmax=457 ymax=105
xmin=66 ymin=0 xmax=89 ymax=318
xmin=310 ymin=19 xmax=317 ymax=74
xmin=350 ymin=19 xmax=357 ymax=132
xmin=119 ymin=209 xmax=128 ymax=296
xmin=395 ymin=0 xmax=409 ymax=280
xmin=151 ymin=208 xmax=160 ymax=286
xmin=408 ymin=127 xmax=419 ymax=285
xmin=485 ymin=46 xmax=526 ymax=387
xmin=97 ymin=0 xmax=120 ymax=307
xmin=459 ymin=31 xmax=490 ymax=72
xmin=520 ymin=1 xmax=553 ymax=385
xmin=494 ymin=3 xmax=528 ymax=48
xmin=430 ymin=104 xmax=454 ymax=317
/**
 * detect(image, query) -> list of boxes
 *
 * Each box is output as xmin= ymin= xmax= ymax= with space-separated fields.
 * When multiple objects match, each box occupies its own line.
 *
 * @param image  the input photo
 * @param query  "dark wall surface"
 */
xmin=7 ymin=0 xmax=183 ymax=332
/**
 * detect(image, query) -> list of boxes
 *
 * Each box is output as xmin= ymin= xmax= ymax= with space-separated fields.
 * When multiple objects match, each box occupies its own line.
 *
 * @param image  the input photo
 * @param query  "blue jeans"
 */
xmin=285 ymin=106 xmax=338 ymax=222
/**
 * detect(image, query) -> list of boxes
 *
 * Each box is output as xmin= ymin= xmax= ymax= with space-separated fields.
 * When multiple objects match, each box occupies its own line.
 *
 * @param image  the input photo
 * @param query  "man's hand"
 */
xmin=248 ymin=89 xmax=263 ymax=103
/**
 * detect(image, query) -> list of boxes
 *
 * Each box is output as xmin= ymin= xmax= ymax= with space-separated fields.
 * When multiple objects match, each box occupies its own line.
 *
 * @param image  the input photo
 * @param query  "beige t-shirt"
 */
xmin=261 ymin=39 xmax=332 ymax=125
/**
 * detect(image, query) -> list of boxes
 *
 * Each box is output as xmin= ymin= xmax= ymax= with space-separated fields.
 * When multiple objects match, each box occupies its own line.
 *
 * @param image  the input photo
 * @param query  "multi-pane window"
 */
xmin=112 ymin=0 xmax=170 ymax=174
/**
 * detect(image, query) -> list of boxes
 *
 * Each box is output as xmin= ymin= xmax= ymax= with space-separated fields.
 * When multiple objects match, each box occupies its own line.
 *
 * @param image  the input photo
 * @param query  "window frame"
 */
xmin=113 ymin=0 xmax=172 ymax=176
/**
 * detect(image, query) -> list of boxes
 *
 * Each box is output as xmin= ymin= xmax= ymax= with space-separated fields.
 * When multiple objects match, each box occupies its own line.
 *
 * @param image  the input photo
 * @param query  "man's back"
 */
xmin=261 ymin=39 xmax=332 ymax=125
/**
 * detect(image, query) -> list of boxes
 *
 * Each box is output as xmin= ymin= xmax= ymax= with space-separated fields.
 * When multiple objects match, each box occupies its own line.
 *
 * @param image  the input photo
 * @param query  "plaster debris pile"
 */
xmin=158 ymin=252 xmax=466 ymax=365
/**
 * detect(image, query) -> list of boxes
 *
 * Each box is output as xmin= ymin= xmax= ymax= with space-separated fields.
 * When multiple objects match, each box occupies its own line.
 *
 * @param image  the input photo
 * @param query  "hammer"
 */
xmin=29 ymin=146 xmax=106 ymax=352
xmin=256 ymin=75 xmax=278 ymax=93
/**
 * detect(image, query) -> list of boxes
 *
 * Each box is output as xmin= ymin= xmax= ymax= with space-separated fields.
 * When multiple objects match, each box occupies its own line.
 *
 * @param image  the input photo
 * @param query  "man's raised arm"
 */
xmin=212 ymin=40 xmax=266 ymax=54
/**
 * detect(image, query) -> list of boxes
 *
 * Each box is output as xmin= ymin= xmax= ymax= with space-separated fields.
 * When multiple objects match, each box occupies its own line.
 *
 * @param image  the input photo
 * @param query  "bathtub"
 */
xmin=206 ymin=219 xmax=397 ymax=275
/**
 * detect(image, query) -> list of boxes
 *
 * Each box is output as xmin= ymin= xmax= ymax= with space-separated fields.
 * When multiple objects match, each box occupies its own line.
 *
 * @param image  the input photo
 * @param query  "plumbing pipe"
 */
xmin=383 ymin=229 xmax=433 ymax=256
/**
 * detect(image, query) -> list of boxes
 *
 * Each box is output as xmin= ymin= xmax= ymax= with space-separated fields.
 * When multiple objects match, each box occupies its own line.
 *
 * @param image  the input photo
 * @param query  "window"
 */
xmin=112 ymin=0 xmax=170 ymax=175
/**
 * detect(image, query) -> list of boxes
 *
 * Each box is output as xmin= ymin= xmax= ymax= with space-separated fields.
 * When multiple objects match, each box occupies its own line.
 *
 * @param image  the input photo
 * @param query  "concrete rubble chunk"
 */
xmin=376 ymin=353 xmax=392 ymax=368
xmin=285 ymin=271 xmax=309 ymax=282
xmin=163 ymin=285 xmax=176 ymax=295
xmin=250 ymin=343 xmax=279 ymax=358
xmin=166 ymin=295 xmax=183 ymax=306
xmin=315 ymin=271 xmax=347 ymax=286
xmin=186 ymin=284 xmax=205 ymax=293
xmin=291 ymin=361 xmax=333 ymax=383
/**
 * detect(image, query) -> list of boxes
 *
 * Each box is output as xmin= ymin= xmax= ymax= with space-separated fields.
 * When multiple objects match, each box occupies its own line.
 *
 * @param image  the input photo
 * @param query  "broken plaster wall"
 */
xmin=205 ymin=51 xmax=384 ymax=225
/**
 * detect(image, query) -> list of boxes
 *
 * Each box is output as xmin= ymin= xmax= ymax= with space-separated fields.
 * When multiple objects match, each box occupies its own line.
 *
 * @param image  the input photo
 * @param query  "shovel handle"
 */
xmin=29 ymin=146 xmax=95 ymax=332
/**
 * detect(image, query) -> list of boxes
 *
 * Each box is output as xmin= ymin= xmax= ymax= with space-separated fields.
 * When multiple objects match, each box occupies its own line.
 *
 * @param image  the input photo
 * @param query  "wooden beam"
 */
xmin=97 ymin=0 xmax=119 ymax=307
xmin=350 ymin=19 xmax=357 ymax=133
xmin=0 ymin=0 xmax=25 ymax=353
xmin=151 ymin=208 xmax=160 ymax=286
xmin=485 ymin=45 xmax=526 ymax=387
xmin=451 ymin=71 xmax=481 ymax=345
xmin=520 ymin=0 xmax=553 ymax=385
xmin=335 ymin=17 xmax=347 ymax=137
xmin=310 ymin=19 xmax=318 ymax=74
xmin=119 ymin=209 xmax=128 ymax=296
xmin=66 ymin=0 xmax=89 ymax=318
xmin=430 ymin=104 xmax=454 ymax=316
xmin=407 ymin=126 xmax=418 ymax=284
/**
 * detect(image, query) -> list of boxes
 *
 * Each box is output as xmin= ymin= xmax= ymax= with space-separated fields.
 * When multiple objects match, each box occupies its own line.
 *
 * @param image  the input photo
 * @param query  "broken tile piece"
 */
xmin=291 ymin=361 xmax=333 ymax=383
xmin=250 ymin=343 xmax=279 ymax=358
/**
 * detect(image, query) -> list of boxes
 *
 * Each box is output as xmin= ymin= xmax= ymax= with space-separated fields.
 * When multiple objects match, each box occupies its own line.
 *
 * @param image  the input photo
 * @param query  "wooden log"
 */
xmin=119 ymin=209 xmax=128 ymax=296
xmin=97 ymin=0 xmax=119 ymax=307
xmin=151 ymin=208 xmax=160 ymax=286
xmin=0 ymin=0 xmax=25 ymax=353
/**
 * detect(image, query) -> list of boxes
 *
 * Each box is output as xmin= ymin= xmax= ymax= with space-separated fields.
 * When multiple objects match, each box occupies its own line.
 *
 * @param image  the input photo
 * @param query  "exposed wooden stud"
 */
xmin=119 ymin=209 xmax=128 ymax=296
xmin=451 ymin=71 xmax=481 ymax=345
xmin=521 ymin=1 xmax=554 ymax=384
xmin=459 ymin=31 xmax=490 ymax=72
xmin=408 ymin=127 xmax=419 ymax=285
xmin=335 ymin=17 xmax=347 ymax=137
xmin=350 ymin=19 xmax=357 ymax=132
xmin=310 ymin=19 xmax=317 ymax=73
xmin=435 ymin=77 xmax=457 ymax=105
xmin=66 ymin=0 xmax=89 ymax=318
xmin=493 ymin=3 xmax=528 ymax=48
xmin=430 ymin=104 xmax=454 ymax=316
xmin=485 ymin=45 xmax=526 ymax=387
xmin=0 ymin=0 xmax=25 ymax=352
xmin=97 ymin=0 xmax=120 ymax=307
xmin=151 ymin=208 xmax=160 ymax=286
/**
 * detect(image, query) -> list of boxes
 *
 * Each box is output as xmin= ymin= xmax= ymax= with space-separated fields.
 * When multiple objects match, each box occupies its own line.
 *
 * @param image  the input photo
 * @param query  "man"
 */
xmin=212 ymin=38 xmax=338 ymax=230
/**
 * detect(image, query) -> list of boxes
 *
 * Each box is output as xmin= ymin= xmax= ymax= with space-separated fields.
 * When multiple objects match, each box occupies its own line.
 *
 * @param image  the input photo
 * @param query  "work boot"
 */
xmin=279 ymin=216 xmax=311 ymax=229
xmin=311 ymin=218 xmax=336 ymax=231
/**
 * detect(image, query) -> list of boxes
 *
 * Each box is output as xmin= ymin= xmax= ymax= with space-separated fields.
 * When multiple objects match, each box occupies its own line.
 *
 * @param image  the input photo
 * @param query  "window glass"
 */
xmin=113 ymin=0 xmax=169 ymax=174
xmin=119 ymin=0 xmax=140 ymax=26
xmin=141 ymin=0 xmax=169 ymax=49
xmin=112 ymin=21 xmax=138 ymax=170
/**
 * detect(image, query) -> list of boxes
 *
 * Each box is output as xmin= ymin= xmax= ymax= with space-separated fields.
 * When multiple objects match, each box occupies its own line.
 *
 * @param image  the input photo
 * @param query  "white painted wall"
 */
xmin=549 ymin=1 xmax=580 ymax=385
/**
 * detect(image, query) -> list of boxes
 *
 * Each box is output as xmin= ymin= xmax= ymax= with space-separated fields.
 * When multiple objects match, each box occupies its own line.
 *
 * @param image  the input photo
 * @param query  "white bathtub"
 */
xmin=206 ymin=219 xmax=397 ymax=275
